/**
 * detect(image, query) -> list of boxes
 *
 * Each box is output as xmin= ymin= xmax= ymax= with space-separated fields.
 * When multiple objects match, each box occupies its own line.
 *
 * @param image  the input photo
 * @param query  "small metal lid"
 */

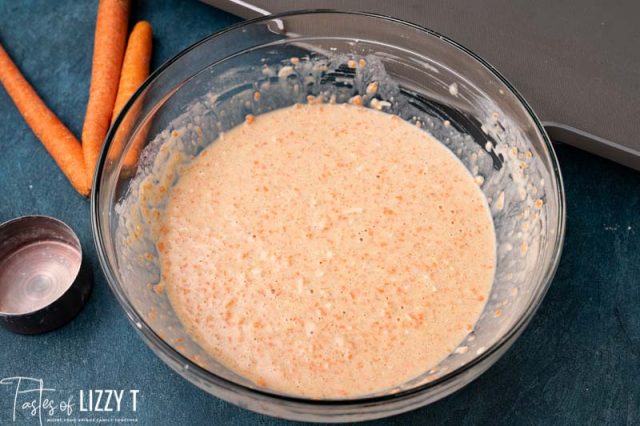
xmin=0 ymin=216 xmax=92 ymax=334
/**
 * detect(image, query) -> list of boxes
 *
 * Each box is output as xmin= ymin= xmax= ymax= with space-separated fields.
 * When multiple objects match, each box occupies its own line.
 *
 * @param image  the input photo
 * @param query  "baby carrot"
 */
xmin=112 ymin=20 xmax=153 ymax=169
xmin=0 ymin=43 xmax=90 ymax=196
xmin=82 ymin=0 xmax=130 ymax=188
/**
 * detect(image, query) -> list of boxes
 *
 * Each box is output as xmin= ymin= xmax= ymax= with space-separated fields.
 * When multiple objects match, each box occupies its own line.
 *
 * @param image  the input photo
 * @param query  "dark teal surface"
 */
xmin=0 ymin=1 xmax=638 ymax=424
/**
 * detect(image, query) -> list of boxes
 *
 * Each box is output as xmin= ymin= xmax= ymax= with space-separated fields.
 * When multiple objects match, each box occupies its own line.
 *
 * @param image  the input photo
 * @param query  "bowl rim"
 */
xmin=91 ymin=9 xmax=566 ymax=406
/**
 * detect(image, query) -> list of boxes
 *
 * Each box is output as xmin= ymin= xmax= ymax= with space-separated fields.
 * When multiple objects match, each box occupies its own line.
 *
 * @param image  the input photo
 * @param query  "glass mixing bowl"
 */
xmin=91 ymin=11 xmax=565 ymax=422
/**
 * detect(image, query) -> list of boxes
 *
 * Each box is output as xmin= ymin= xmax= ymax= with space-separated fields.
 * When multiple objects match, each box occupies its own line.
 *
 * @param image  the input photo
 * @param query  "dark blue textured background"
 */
xmin=0 ymin=1 xmax=638 ymax=424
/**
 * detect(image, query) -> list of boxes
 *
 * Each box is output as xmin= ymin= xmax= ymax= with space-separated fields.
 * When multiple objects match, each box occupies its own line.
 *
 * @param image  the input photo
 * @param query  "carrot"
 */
xmin=82 ymin=0 xmax=130 ymax=188
xmin=112 ymin=20 xmax=153 ymax=169
xmin=112 ymin=21 xmax=153 ymax=122
xmin=0 ymin=43 xmax=90 ymax=196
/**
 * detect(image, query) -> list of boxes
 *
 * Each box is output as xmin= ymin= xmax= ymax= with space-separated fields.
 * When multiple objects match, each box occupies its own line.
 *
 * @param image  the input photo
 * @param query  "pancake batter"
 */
xmin=158 ymin=103 xmax=496 ymax=398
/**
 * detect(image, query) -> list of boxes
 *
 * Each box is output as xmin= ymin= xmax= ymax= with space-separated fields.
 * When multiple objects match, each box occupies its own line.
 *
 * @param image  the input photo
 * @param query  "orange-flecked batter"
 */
xmin=159 ymin=103 xmax=496 ymax=398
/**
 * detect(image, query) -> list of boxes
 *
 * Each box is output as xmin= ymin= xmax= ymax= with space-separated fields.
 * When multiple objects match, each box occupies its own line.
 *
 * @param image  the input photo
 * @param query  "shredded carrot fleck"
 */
xmin=152 ymin=282 xmax=164 ymax=295
xmin=350 ymin=95 xmax=363 ymax=106
xmin=366 ymin=81 xmax=378 ymax=95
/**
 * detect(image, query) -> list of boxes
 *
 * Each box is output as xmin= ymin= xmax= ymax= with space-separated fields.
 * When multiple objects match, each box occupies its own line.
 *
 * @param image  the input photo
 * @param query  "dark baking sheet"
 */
xmin=204 ymin=0 xmax=640 ymax=170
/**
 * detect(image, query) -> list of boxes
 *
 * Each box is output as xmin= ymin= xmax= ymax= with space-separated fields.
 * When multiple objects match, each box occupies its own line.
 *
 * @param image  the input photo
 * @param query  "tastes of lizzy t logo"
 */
xmin=0 ymin=377 xmax=139 ymax=424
